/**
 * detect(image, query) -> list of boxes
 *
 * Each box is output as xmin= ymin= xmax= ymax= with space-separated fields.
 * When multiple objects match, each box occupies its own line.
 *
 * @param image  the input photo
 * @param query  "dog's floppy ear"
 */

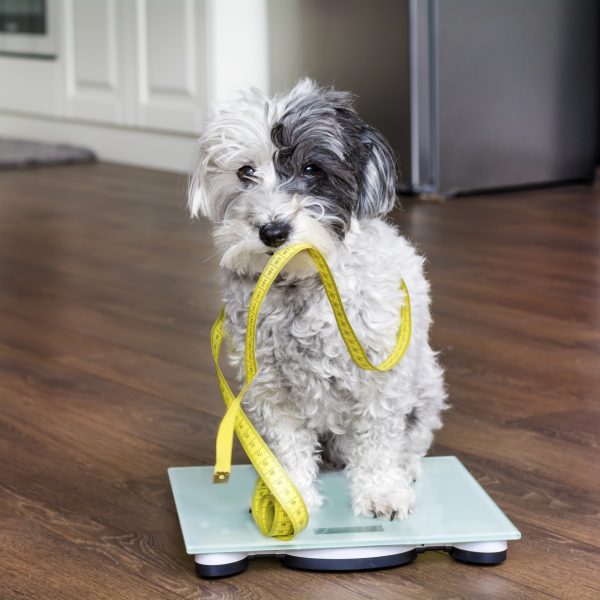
xmin=188 ymin=140 xmax=215 ymax=220
xmin=355 ymin=126 xmax=398 ymax=219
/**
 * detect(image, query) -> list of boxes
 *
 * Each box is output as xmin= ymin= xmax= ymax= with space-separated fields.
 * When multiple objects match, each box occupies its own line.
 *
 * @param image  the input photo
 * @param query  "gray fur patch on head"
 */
xmin=271 ymin=78 xmax=398 ymax=231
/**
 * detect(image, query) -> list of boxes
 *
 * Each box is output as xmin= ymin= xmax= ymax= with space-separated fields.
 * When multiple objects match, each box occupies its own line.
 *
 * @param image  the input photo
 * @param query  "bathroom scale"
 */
xmin=168 ymin=456 xmax=520 ymax=578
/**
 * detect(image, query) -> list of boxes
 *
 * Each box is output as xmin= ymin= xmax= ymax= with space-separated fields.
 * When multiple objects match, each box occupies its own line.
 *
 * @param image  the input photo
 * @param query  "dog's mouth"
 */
xmin=265 ymin=250 xmax=275 ymax=256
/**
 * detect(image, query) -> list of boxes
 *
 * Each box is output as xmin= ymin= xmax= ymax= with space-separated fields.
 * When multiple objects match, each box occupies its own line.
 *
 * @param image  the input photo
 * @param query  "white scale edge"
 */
xmin=194 ymin=540 xmax=508 ymax=565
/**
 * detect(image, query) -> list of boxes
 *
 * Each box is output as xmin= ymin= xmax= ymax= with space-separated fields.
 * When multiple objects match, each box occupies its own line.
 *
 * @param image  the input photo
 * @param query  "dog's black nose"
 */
xmin=259 ymin=222 xmax=291 ymax=248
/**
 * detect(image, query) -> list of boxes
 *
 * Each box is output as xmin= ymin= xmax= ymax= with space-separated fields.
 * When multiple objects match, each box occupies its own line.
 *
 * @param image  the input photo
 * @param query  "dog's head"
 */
xmin=189 ymin=78 xmax=397 ymax=277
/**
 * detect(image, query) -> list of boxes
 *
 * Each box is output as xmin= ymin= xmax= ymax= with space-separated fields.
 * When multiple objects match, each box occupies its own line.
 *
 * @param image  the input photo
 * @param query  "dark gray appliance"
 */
xmin=267 ymin=0 xmax=599 ymax=196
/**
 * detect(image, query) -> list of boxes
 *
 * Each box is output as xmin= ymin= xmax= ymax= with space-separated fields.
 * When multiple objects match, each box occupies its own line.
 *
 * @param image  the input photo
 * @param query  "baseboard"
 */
xmin=0 ymin=111 xmax=197 ymax=173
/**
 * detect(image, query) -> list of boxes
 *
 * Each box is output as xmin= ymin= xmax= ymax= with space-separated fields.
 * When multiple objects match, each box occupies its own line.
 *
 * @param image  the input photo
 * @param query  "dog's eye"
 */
xmin=302 ymin=164 xmax=319 ymax=177
xmin=237 ymin=165 xmax=255 ymax=181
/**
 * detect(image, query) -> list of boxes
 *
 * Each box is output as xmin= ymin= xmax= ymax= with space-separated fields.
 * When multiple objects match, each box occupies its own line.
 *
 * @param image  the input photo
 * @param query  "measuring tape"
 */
xmin=211 ymin=243 xmax=412 ymax=540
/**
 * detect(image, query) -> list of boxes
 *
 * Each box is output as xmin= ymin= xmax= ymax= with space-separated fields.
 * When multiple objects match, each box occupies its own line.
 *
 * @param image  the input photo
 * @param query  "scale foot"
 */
xmin=449 ymin=541 xmax=507 ymax=565
xmin=282 ymin=545 xmax=417 ymax=572
xmin=195 ymin=553 xmax=248 ymax=578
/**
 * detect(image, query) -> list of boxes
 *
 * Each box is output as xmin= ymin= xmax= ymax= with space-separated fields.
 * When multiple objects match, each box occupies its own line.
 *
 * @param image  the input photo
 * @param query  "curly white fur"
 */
xmin=190 ymin=79 xmax=448 ymax=520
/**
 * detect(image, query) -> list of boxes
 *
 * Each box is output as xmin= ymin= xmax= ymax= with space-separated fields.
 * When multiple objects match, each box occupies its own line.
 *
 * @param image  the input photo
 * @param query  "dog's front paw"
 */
xmin=351 ymin=475 xmax=415 ymax=521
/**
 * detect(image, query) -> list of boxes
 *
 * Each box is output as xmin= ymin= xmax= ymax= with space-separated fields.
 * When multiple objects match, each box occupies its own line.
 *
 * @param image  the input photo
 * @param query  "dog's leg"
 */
xmin=340 ymin=413 xmax=416 ymax=521
xmin=260 ymin=415 xmax=323 ymax=512
xmin=341 ymin=351 xmax=447 ymax=520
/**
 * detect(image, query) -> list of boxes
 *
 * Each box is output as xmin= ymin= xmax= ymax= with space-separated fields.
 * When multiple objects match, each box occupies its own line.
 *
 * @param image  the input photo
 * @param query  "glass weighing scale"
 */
xmin=169 ymin=456 xmax=520 ymax=578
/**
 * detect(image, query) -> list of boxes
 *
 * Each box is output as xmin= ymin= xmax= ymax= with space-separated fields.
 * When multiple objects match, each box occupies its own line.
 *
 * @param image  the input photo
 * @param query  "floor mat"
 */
xmin=0 ymin=137 xmax=96 ymax=169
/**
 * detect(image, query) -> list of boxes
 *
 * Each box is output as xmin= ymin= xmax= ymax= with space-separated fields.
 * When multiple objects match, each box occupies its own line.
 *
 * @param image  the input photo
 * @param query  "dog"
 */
xmin=189 ymin=78 xmax=447 ymax=520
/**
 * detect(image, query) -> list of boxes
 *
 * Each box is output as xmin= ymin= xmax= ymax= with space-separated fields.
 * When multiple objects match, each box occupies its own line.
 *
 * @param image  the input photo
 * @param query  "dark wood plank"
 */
xmin=1 ymin=162 xmax=599 ymax=598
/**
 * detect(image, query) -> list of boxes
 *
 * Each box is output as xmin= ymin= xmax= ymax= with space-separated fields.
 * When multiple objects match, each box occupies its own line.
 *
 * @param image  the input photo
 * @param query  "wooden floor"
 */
xmin=1 ymin=162 xmax=599 ymax=599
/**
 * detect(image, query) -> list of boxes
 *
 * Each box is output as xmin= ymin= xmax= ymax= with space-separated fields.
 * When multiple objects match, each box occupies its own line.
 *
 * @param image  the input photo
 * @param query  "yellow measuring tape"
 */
xmin=211 ymin=243 xmax=412 ymax=540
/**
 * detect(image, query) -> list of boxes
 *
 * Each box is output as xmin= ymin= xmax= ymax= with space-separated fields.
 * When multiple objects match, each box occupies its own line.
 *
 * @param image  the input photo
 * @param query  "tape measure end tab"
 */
xmin=213 ymin=471 xmax=230 ymax=484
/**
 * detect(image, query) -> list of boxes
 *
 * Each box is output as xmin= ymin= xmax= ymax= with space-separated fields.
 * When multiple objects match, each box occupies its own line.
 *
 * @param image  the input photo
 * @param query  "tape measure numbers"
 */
xmin=211 ymin=243 xmax=412 ymax=540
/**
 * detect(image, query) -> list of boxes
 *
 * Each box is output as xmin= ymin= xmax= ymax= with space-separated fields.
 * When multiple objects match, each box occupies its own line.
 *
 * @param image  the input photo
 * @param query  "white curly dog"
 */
xmin=190 ymin=79 xmax=447 ymax=521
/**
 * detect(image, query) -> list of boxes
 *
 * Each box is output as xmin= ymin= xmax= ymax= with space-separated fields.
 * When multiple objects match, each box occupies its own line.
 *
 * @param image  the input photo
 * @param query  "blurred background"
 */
xmin=0 ymin=0 xmax=598 ymax=194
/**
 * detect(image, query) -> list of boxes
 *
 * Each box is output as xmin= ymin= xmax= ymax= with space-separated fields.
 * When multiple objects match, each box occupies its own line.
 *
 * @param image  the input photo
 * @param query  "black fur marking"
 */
xmin=270 ymin=84 xmax=397 ymax=238
xmin=405 ymin=407 xmax=419 ymax=430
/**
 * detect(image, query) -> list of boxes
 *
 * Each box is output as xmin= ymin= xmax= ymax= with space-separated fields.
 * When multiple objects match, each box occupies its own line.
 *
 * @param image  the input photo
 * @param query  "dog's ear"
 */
xmin=355 ymin=125 xmax=398 ymax=219
xmin=188 ymin=140 xmax=215 ymax=220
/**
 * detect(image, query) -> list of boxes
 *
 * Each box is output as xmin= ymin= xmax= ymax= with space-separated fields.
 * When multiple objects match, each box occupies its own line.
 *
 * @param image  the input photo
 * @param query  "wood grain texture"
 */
xmin=1 ymin=162 xmax=598 ymax=599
